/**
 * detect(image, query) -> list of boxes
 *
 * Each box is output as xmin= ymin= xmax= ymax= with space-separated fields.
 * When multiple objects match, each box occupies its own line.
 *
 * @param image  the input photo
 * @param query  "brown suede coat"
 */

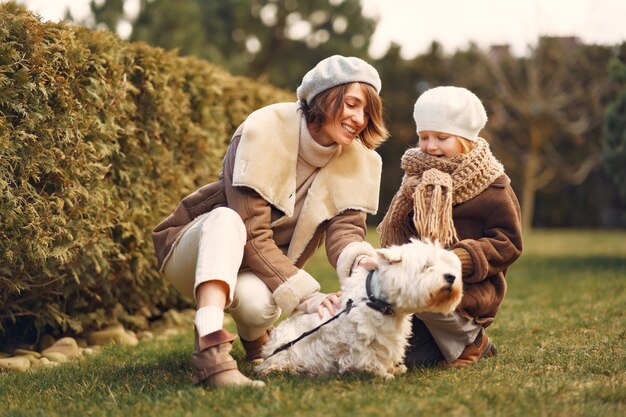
xmin=152 ymin=103 xmax=382 ymax=293
xmin=405 ymin=175 xmax=523 ymax=326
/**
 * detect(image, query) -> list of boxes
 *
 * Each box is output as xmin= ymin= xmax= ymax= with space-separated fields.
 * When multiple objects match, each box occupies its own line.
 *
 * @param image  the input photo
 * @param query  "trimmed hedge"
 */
xmin=0 ymin=2 xmax=292 ymax=346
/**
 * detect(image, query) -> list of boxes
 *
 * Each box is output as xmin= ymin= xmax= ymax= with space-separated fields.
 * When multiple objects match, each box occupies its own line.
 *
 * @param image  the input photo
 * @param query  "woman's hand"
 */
xmin=296 ymin=291 xmax=343 ymax=318
xmin=317 ymin=291 xmax=342 ymax=318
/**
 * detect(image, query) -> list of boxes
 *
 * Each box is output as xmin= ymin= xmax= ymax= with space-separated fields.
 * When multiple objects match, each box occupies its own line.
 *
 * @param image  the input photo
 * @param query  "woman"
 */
xmin=153 ymin=56 xmax=389 ymax=388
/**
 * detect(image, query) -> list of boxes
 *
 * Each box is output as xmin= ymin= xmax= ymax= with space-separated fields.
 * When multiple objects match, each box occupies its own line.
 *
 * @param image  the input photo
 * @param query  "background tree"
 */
xmin=72 ymin=3 xmax=625 ymax=228
xmin=89 ymin=0 xmax=125 ymax=30
xmin=88 ymin=0 xmax=376 ymax=91
xmin=481 ymin=39 xmax=613 ymax=229
xmin=372 ymin=41 xmax=452 ymax=223
xmin=602 ymin=55 xmax=626 ymax=206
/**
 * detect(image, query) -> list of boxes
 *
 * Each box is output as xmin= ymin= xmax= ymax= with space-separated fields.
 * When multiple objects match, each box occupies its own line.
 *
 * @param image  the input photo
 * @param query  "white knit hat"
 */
xmin=413 ymin=86 xmax=487 ymax=141
xmin=296 ymin=55 xmax=382 ymax=105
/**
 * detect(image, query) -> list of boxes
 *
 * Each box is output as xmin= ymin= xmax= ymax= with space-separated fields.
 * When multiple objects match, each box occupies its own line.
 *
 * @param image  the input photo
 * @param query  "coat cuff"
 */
xmin=452 ymin=247 xmax=474 ymax=277
xmin=453 ymin=240 xmax=489 ymax=283
xmin=336 ymin=241 xmax=377 ymax=281
xmin=272 ymin=269 xmax=320 ymax=316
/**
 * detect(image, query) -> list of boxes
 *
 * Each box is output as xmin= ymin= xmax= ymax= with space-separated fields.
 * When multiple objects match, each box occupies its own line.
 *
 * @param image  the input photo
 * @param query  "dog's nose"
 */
xmin=444 ymin=274 xmax=455 ymax=285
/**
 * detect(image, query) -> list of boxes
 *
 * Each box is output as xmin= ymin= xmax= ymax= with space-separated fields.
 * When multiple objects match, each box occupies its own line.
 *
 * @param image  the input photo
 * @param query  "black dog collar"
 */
xmin=365 ymin=270 xmax=395 ymax=315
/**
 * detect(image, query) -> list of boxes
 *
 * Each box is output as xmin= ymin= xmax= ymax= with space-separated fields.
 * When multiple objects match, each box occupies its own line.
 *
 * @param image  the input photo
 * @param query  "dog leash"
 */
xmin=265 ymin=298 xmax=356 ymax=359
xmin=265 ymin=272 xmax=396 ymax=359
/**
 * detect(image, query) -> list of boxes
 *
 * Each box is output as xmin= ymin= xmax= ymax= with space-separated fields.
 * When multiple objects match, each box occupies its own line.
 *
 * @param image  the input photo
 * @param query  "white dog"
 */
xmin=255 ymin=239 xmax=463 ymax=379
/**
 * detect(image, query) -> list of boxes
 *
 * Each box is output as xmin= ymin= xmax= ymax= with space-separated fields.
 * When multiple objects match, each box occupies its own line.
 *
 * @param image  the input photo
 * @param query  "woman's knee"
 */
xmin=201 ymin=207 xmax=246 ymax=240
xmin=228 ymin=272 xmax=280 ymax=330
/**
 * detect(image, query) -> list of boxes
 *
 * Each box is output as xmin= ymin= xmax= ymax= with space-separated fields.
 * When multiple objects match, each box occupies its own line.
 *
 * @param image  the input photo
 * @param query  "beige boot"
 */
xmin=440 ymin=329 xmax=498 ymax=369
xmin=192 ymin=329 xmax=265 ymax=388
xmin=240 ymin=330 xmax=270 ymax=363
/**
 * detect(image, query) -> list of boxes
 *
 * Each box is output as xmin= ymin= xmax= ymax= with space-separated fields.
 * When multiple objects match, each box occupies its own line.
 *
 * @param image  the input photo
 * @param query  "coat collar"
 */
xmin=232 ymin=102 xmax=381 ymax=262
xmin=233 ymin=102 xmax=300 ymax=216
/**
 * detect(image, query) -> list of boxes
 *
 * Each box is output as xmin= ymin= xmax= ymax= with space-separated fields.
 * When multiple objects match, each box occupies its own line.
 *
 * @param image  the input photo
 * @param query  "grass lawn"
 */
xmin=1 ymin=229 xmax=625 ymax=417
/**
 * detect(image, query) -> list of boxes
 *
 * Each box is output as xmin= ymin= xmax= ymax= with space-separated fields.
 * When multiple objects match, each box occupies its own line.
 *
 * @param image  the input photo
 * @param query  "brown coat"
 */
xmin=452 ymin=174 xmax=523 ymax=326
xmin=153 ymin=103 xmax=381 ymax=310
xmin=405 ymin=175 xmax=523 ymax=326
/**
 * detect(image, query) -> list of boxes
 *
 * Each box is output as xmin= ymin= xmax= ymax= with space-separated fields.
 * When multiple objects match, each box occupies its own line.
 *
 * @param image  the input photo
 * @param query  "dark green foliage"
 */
xmin=602 ymin=57 xmax=626 ymax=205
xmin=89 ymin=0 xmax=377 ymax=91
xmin=0 ymin=2 xmax=292 ymax=346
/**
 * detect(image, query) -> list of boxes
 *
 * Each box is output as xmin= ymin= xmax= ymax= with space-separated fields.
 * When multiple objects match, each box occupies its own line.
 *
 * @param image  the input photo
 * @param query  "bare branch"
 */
xmin=561 ymin=154 xmax=602 ymax=185
xmin=535 ymin=165 xmax=556 ymax=189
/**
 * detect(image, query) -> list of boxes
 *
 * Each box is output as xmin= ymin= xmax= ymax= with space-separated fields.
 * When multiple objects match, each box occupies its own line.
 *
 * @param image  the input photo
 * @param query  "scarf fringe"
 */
xmin=413 ymin=170 xmax=458 ymax=248
xmin=378 ymin=191 xmax=413 ymax=247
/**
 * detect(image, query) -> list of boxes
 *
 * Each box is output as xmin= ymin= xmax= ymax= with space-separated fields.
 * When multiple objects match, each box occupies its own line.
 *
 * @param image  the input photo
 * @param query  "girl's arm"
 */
xmin=452 ymin=186 xmax=523 ymax=283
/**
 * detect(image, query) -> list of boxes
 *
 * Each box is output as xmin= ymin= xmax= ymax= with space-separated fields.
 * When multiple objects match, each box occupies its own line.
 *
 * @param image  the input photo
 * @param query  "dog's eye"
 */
xmin=422 ymin=262 xmax=433 ymax=272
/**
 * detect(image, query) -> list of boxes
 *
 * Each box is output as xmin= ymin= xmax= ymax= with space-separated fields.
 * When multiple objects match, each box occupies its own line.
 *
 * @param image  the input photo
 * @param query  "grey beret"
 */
xmin=296 ymin=55 xmax=382 ymax=105
xmin=413 ymin=86 xmax=487 ymax=141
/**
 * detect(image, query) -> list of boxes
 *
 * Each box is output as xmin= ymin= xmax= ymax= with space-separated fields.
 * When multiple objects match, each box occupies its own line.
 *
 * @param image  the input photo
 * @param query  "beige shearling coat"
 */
xmin=153 ymin=102 xmax=380 ymax=314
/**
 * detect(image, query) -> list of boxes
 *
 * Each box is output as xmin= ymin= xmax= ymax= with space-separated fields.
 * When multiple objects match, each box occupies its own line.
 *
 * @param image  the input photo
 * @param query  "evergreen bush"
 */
xmin=602 ymin=57 xmax=626 ymax=205
xmin=0 ymin=2 xmax=292 ymax=346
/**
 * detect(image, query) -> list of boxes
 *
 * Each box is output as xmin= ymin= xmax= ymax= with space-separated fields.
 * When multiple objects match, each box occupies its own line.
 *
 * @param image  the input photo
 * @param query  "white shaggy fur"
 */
xmin=255 ymin=239 xmax=463 ymax=379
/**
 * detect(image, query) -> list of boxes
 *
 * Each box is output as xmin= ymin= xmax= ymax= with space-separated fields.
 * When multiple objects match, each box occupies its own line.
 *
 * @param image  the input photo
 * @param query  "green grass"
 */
xmin=1 ymin=229 xmax=625 ymax=417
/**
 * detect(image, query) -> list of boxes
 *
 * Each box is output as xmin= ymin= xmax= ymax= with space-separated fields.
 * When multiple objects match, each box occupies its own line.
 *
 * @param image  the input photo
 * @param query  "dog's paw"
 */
xmin=392 ymin=364 xmax=408 ymax=375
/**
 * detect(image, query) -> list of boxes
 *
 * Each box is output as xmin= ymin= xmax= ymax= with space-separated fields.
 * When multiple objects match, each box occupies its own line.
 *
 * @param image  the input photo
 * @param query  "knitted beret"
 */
xmin=413 ymin=86 xmax=487 ymax=141
xmin=296 ymin=55 xmax=382 ymax=105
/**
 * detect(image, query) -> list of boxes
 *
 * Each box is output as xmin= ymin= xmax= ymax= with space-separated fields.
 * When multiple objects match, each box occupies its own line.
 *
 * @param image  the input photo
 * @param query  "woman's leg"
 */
xmin=163 ymin=207 xmax=264 ymax=388
xmin=226 ymin=271 xmax=281 ymax=360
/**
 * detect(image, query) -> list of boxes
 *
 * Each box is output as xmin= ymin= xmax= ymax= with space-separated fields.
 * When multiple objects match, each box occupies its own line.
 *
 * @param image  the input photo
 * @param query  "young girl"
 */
xmin=378 ymin=86 xmax=523 ymax=368
xmin=153 ymin=56 xmax=388 ymax=388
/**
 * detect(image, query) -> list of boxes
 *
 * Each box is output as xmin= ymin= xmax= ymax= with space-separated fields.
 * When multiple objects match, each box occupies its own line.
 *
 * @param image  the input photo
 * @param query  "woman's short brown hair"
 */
xmin=299 ymin=83 xmax=389 ymax=150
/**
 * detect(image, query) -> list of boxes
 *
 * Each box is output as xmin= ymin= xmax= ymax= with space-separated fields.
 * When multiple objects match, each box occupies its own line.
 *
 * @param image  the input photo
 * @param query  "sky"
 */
xmin=13 ymin=0 xmax=626 ymax=59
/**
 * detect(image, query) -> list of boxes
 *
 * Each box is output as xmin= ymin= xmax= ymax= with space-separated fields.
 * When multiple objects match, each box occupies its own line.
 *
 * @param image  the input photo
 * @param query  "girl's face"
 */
xmin=312 ymin=83 xmax=369 ymax=147
xmin=418 ymin=131 xmax=464 ymax=158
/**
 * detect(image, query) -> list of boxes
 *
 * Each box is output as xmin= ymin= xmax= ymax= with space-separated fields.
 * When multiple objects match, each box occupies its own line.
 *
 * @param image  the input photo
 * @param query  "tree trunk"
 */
xmin=520 ymin=124 xmax=542 ymax=230
xmin=521 ymin=152 xmax=538 ymax=231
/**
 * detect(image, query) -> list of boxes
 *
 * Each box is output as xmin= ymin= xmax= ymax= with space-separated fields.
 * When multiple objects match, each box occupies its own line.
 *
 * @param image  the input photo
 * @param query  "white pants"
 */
xmin=415 ymin=311 xmax=482 ymax=362
xmin=163 ymin=207 xmax=281 ymax=341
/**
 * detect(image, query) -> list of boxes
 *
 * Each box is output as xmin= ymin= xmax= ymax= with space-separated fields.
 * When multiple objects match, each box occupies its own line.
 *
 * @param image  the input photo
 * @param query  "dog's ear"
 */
xmin=377 ymin=247 xmax=403 ymax=264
